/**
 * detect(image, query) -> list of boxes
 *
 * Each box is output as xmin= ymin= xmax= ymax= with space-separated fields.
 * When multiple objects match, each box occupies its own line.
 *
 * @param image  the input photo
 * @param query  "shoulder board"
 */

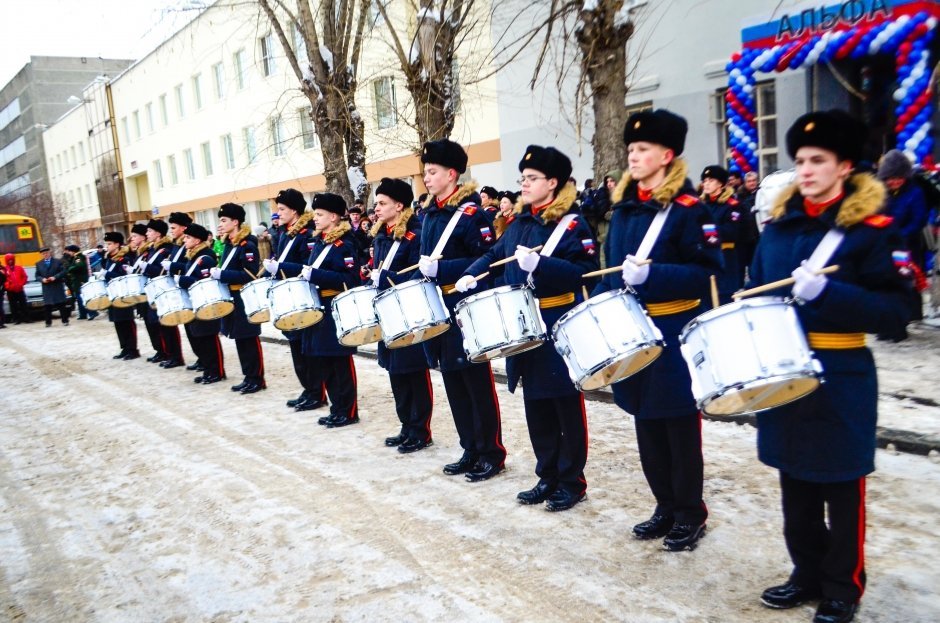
xmin=404 ymin=231 xmax=416 ymax=241
xmin=727 ymin=197 xmax=739 ymax=205
xmin=333 ymin=240 xmax=344 ymax=247
xmin=674 ymin=194 xmax=698 ymax=207
xmin=459 ymin=205 xmax=477 ymax=215
xmin=300 ymin=228 xmax=307 ymax=235
xmin=240 ymin=240 xmax=247 ymax=246
xmin=566 ymin=217 xmax=578 ymax=230
xmin=864 ymin=214 xmax=893 ymax=228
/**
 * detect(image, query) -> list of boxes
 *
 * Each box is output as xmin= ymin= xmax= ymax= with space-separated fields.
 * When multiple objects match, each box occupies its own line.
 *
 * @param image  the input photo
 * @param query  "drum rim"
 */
xmin=699 ymin=372 xmax=822 ymax=416
xmin=334 ymin=284 xmax=378 ymax=301
xmin=568 ymin=340 xmax=665 ymax=389
xmin=374 ymin=278 xmax=437 ymax=301
xmin=552 ymin=288 xmax=635 ymax=331
xmin=456 ymin=283 xmax=536 ymax=308
xmin=382 ymin=317 xmax=450 ymax=343
xmin=242 ymin=277 xmax=273 ymax=291
xmin=680 ymin=296 xmax=794 ymax=340
xmin=468 ymin=336 xmax=545 ymax=362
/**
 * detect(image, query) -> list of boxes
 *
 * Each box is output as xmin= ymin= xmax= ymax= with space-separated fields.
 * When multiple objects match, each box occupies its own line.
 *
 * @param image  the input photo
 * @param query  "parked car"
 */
xmin=2 ymin=265 xmax=74 ymax=319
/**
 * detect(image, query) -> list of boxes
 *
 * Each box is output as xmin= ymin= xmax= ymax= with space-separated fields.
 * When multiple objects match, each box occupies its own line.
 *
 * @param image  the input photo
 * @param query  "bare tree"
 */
xmin=257 ymin=0 xmax=370 ymax=206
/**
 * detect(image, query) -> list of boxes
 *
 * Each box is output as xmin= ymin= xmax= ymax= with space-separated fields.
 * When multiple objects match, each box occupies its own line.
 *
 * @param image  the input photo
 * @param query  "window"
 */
xmin=84 ymin=185 xmax=91 ymax=206
xmin=299 ymin=108 xmax=317 ymax=149
xmin=0 ymin=136 xmax=26 ymax=169
xmin=192 ymin=74 xmax=203 ymax=110
xmin=243 ymin=126 xmax=257 ymax=163
xmin=270 ymin=115 xmax=287 ymax=156
xmin=0 ymin=98 xmax=21 ymax=132
xmin=132 ymin=110 xmax=141 ymax=140
xmin=153 ymin=159 xmax=164 ymax=189
xmin=183 ymin=148 xmax=196 ymax=180
xmin=120 ymin=117 xmax=129 ymax=143
xmin=77 ymin=142 xmax=85 ymax=163
xmin=167 ymin=154 xmax=179 ymax=185
xmin=201 ymin=141 xmax=213 ymax=176
xmin=716 ymin=82 xmax=778 ymax=178
xmin=221 ymin=134 xmax=235 ymax=169
xmin=373 ymin=77 xmax=397 ymax=129
xmin=159 ymin=94 xmax=169 ymax=126
xmin=56 ymin=154 xmax=62 ymax=175
xmin=212 ymin=62 xmax=225 ymax=100
xmin=233 ymin=49 xmax=247 ymax=90
xmin=70 ymin=146 xmax=77 ymax=169
xmin=175 ymin=84 xmax=185 ymax=119
xmin=145 ymin=102 xmax=154 ymax=133
xmin=292 ymin=22 xmax=308 ymax=61
xmin=260 ymin=33 xmax=276 ymax=76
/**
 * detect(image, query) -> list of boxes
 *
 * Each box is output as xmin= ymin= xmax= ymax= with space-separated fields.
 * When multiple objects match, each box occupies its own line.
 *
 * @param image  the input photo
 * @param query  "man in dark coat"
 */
xmin=35 ymin=247 xmax=70 ymax=327
xmin=700 ymin=164 xmax=743 ymax=302
xmin=63 ymin=244 xmax=96 ymax=320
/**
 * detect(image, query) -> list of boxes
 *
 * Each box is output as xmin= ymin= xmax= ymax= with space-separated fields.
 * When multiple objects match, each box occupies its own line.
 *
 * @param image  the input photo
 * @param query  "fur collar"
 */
xmin=771 ymin=173 xmax=885 ymax=228
xmin=185 ymin=242 xmax=211 ymax=260
xmin=611 ymin=158 xmax=689 ymax=206
xmin=701 ymin=186 xmax=736 ymax=204
xmin=287 ymin=211 xmax=315 ymax=237
xmin=513 ymin=182 xmax=578 ymax=223
xmin=369 ymin=207 xmax=415 ymax=240
xmin=109 ymin=245 xmax=130 ymax=261
xmin=317 ymin=220 xmax=352 ymax=244
xmin=228 ymin=223 xmax=252 ymax=245
xmin=153 ymin=235 xmax=174 ymax=249
xmin=173 ymin=235 xmax=185 ymax=246
xmin=423 ymin=182 xmax=479 ymax=209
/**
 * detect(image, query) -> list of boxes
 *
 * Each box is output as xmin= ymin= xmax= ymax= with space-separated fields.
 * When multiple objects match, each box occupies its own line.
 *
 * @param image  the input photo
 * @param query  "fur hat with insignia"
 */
xmin=104 ymin=231 xmax=124 ymax=244
xmin=497 ymin=190 xmax=518 ymax=203
xmin=518 ymin=145 xmax=573 ymax=186
xmin=130 ymin=223 xmax=148 ymax=236
xmin=218 ymin=202 xmax=246 ymax=222
xmin=421 ymin=139 xmax=468 ymax=174
xmin=275 ymin=188 xmax=307 ymax=213
xmin=311 ymin=192 xmax=347 ymax=216
xmin=623 ymin=109 xmax=688 ymax=155
xmin=168 ymin=212 xmax=193 ymax=227
xmin=701 ymin=165 xmax=729 ymax=185
xmin=480 ymin=185 xmax=498 ymax=199
xmin=785 ymin=110 xmax=867 ymax=165
xmin=375 ymin=177 xmax=414 ymax=207
xmin=184 ymin=223 xmax=211 ymax=242
xmin=146 ymin=219 xmax=168 ymax=236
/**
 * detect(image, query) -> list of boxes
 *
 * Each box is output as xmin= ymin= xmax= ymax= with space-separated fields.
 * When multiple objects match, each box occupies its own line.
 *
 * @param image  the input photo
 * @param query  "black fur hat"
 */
xmin=130 ymin=223 xmax=148 ymax=236
xmin=311 ymin=192 xmax=347 ymax=216
xmin=701 ymin=165 xmax=729 ymax=185
xmin=497 ymin=190 xmax=518 ymax=203
xmin=480 ymin=185 xmax=498 ymax=199
xmin=623 ymin=109 xmax=688 ymax=155
xmin=146 ymin=219 xmax=168 ymax=236
xmin=519 ymin=145 xmax=573 ymax=186
xmin=785 ymin=110 xmax=867 ymax=164
xmin=218 ymin=202 xmax=246 ymax=222
xmin=168 ymin=212 xmax=193 ymax=227
xmin=184 ymin=223 xmax=211 ymax=242
xmin=104 ymin=231 xmax=124 ymax=244
xmin=275 ymin=188 xmax=307 ymax=213
xmin=421 ymin=139 xmax=468 ymax=174
xmin=375 ymin=177 xmax=414 ymax=207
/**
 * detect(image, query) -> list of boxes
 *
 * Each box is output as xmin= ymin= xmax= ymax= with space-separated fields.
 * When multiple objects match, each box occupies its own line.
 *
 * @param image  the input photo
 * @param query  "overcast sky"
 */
xmin=0 ymin=0 xmax=202 ymax=87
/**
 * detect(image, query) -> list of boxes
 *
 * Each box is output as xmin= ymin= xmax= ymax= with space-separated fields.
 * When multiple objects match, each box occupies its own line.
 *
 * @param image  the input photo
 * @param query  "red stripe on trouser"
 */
xmin=347 ymin=356 xmax=358 ymax=420
xmin=215 ymin=336 xmax=225 ymax=377
xmin=255 ymin=337 xmax=264 ymax=378
xmin=423 ymin=369 xmax=433 ymax=437
xmin=852 ymin=477 xmax=867 ymax=596
xmin=578 ymin=393 xmax=588 ymax=487
xmin=487 ymin=365 xmax=505 ymax=454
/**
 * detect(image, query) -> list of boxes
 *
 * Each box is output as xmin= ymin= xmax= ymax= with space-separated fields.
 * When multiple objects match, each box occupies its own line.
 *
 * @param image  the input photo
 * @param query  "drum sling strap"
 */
xmin=277 ymin=236 xmax=298 ymax=263
xmin=429 ymin=209 xmax=464 ymax=259
xmin=805 ymin=228 xmax=845 ymax=271
xmin=540 ymin=214 xmax=578 ymax=258
xmin=633 ymin=203 xmax=673 ymax=262
xmin=219 ymin=244 xmax=240 ymax=271
xmin=185 ymin=255 xmax=206 ymax=276
xmin=311 ymin=241 xmax=334 ymax=270
xmin=380 ymin=241 xmax=402 ymax=272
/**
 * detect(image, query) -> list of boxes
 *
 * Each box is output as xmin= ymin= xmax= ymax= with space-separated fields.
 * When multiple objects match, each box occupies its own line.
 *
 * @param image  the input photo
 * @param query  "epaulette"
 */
xmin=240 ymin=240 xmax=247 ymax=246
xmin=864 ymin=214 xmax=893 ymax=228
xmin=566 ymin=218 xmax=578 ymax=230
xmin=675 ymin=194 xmax=698 ymax=207
xmin=727 ymin=197 xmax=739 ymax=206
xmin=300 ymin=228 xmax=308 ymax=235
xmin=404 ymin=231 xmax=416 ymax=241
xmin=333 ymin=240 xmax=344 ymax=247
xmin=459 ymin=205 xmax=477 ymax=216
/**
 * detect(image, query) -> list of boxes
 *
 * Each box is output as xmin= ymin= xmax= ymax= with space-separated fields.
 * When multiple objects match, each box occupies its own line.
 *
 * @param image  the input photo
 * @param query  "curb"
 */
xmin=260 ymin=335 xmax=940 ymax=457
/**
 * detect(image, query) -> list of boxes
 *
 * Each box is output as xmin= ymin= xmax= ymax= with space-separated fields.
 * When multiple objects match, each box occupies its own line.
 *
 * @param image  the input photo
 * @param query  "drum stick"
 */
xmin=396 ymin=254 xmax=444 ymax=275
xmin=488 ymin=245 xmax=544 ymax=269
xmin=581 ymin=259 xmax=652 ymax=279
xmin=280 ymin=269 xmax=287 ymax=280
xmin=386 ymin=275 xmax=396 ymax=287
xmin=244 ymin=267 xmax=258 ymax=280
xmin=582 ymin=285 xmax=590 ymax=301
xmin=710 ymin=275 xmax=720 ymax=309
xmin=467 ymin=271 xmax=490 ymax=283
xmin=732 ymin=265 xmax=840 ymax=300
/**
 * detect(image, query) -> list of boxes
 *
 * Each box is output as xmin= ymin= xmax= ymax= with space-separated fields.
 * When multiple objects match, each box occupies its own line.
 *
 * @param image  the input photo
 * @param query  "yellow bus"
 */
xmin=0 ymin=214 xmax=43 ymax=266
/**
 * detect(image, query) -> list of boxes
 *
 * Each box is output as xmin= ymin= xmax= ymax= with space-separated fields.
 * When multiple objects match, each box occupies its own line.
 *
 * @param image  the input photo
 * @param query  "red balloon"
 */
xmin=732 ymin=52 xmax=742 ymax=62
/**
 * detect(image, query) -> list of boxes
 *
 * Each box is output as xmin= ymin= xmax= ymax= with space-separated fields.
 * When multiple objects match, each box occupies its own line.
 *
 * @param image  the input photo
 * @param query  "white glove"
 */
xmin=418 ymin=255 xmax=438 ymax=278
xmin=370 ymin=270 xmax=381 ymax=286
xmin=455 ymin=275 xmax=478 ymax=293
xmin=791 ymin=261 xmax=828 ymax=302
xmin=160 ymin=260 xmax=171 ymax=271
xmin=209 ymin=267 xmax=222 ymax=280
xmin=515 ymin=246 xmax=540 ymax=273
xmin=263 ymin=259 xmax=279 ymax=275
xmin=621 ymin=255 xmax=650 ymax=286
xmin=93 ymin=270 xmax=105 ymax=279
xmin=124 ymin=265 xmax=134 ymax=274
xmin=301 ymin=264 xmax=313 ymax=281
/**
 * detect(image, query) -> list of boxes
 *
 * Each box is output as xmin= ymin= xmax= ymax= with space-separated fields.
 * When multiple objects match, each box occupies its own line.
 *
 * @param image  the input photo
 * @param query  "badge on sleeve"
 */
xmin=307 ymin=241 xmax=316 ymax=250
xmin=892 ymin=250 xmax=913 ymax=277
xmin=200 ymin=268 xmax=209 ymax=277
xmin=245 ymin=252 xmax=255 ymax=262
xmin=480 ymin=226 xmax=493 ymax=242
xmin=581 ymin=238 xmax=596 ymax=255
xmin=730 ymin=211 xmax=741 ymax=222
xmin=702 ymin=224 xmax=720 ymax=247
xmin=344 ymin=256 xmax=355 ymax=268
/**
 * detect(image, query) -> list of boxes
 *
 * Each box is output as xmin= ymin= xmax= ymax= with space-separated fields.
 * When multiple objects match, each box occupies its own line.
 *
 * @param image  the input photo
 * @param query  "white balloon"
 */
xmin=894 ymin=88 xmax=907 ymax=101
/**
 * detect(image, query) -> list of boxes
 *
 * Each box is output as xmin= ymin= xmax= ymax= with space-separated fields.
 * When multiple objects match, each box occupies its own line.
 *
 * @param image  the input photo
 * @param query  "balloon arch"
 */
xmin=725 ymin=1 xmax=939 ymax=173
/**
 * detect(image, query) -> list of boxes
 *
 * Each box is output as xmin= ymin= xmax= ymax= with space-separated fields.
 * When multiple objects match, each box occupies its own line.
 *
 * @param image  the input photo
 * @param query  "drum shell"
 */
xmin=189 ymin=278 xmax=235 ymax=320
xmin=80 ymin=280 xmax=111 ymax=310
xmin=332 ymin=285 xmax=382 ymax=346
xmin=108 ymin=274 xmax=149 ymax=307
xmin=373 ymin=279 xmax=450 ymax=349
xmin=241 ymin=278 xmax=273 ymax=324
xmin=269 ymin=278 xmax=323 ymax=331
xmin=145 ymin=275 xmax=177 ymax=309
xmin=154 ymin=288 xmax=195 ymax=326
xmin=454 ymin=285 xmax=545 ymax=362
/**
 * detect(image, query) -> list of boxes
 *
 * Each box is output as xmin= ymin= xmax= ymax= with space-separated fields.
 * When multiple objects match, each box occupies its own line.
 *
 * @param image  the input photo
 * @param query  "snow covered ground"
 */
xmin=0 ymin=319 xmax=938 ymax=622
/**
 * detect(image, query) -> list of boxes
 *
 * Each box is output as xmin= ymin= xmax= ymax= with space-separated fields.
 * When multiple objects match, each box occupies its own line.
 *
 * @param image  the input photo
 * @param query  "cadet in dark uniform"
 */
xmin=176 ymin=223 xmax=225 ymax=384
xmin=101 ymin=232 xmax=140 ymax=360
xmin=416 ymin=139 xmax=505 ymax=482
xmin=163 ymin=212 xmax=204 ymax=372
xmin=699 ymin=165 xmax=743 ymax=302
xmin=752 ymin=111 xmax=911 ymax=623
xmin=140 ymin=219 xmax=185 ymax=368
xmin=458 ymin=146 xmax=598 ymax=510
xmin=210 ymin=203 xmax=266 ymax=394
xmin=479 ymin=185 xmax=500 ymax=224
xmin=367 ymin=177 xmax=434 ymax=452
xmin=595 ymin=109 xmax=721 ymax=551
xmin=299 ymin=193 xmax=361 ymax=428
xmin=124 ymin=224 xmax=163 ymax=360
xmin=262 ymin=189 xmax=325 ymax=412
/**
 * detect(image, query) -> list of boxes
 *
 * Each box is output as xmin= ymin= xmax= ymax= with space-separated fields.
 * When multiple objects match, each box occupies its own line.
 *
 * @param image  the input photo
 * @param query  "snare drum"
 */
xmin=145 ymin=275 xmax=177 ymax=309
xmin=269 ymin=277 xmax=323 ymax=330
xmin=241 ymin=278 xmax=273 ymax=324
xmin=679 ymin=297 xmax=822 ymax=416
xmin=332 ymin=285 xmax=382 ymax=346
xmin=108 ymin=274 xmax=149 ymax=308
xmin=373 ymin=279 xmax=450 ymax=349
xmin=455 ymin=285 xmax=546 ymax=362
xmin=81 ymin=279 xmax=111 ymax=311
xmin=189 ymin=279 xmax=234 ymax=320
xmin=552 ymin=289 xmax=664 ymax=391
xmin=154 ymin=287 xmax=195 ymax=326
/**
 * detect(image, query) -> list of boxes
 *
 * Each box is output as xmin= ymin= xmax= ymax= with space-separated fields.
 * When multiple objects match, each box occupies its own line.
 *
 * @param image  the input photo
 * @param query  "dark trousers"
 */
xmin=8 ymin=290 xmax=28 ymax=322
xmin=634 ymin=413 xmax=707 ymax=525
xmin=190 ymin=333 xmax=225 ymax=378
xmin=144 ymin=317 xmax=165 ymax=356
xmin=780 ymin=472 xmax=867 ymax=603
xmin=160 ymin=325 xmax=184 ymax=362
xmin=440 ymin=363 xmax=505 ymax=464
xmin=289 ymin=339 xmax=326 ymax=400
xmin=44 ymin=302 xmax=70 ymax=324
xmin=315 ymin=355 xmax=357 ymax=420
xmin=234 ymin=337 xmax=265 ymax=384
xmin=524 ymin=393 xmax=588 ymax=495
xmin=184 ymin=325 xmax=202 ymax=366
xmin=75 ymin=290 xmax=90 ymax=319
xmin=114 ymin=320 xmax=138 ymax=354
xmin=389 ymin=370 xmax=433 ymax=442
